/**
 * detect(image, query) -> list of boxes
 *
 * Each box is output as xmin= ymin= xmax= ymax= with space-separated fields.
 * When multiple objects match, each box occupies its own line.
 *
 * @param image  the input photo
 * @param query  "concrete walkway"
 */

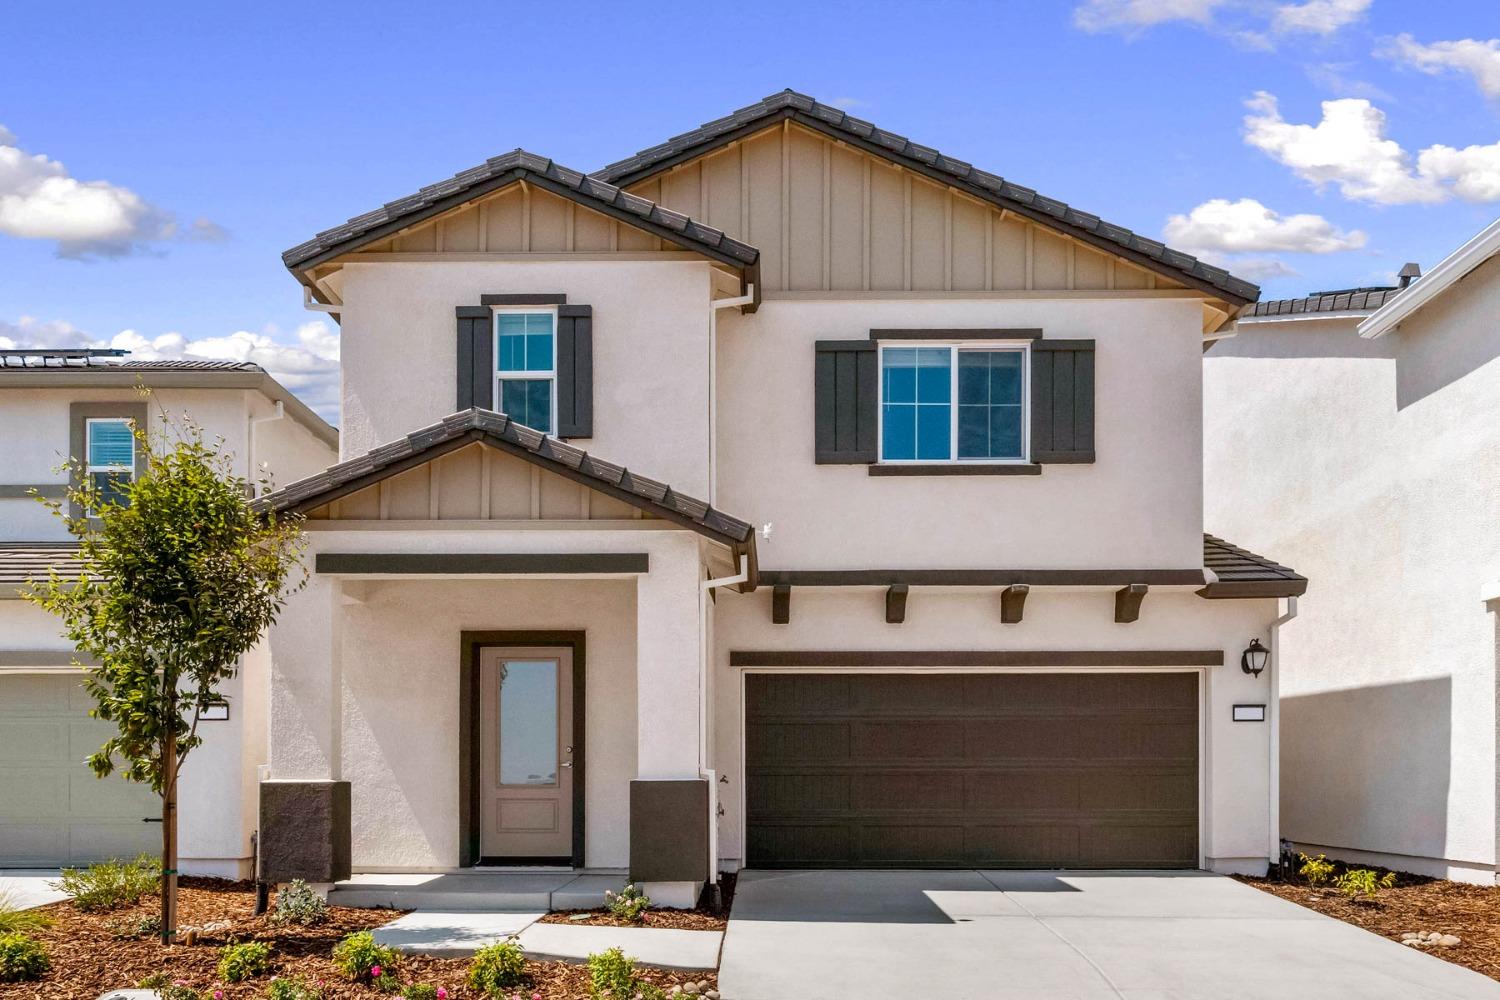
xmin=0 ymin=870 xmax=66 ymax=910
xmin=718 ymin=870 xmax=1500 ymax=1000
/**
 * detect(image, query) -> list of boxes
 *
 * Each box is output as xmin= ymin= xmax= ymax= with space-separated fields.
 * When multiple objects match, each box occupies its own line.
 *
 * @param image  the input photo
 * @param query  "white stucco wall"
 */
xmin=336 ymin=260 xmax=714 ymax=498
xmin=718 ymin=296 xmax=1207 ymax=569
xmin=712 ymin=587 xmax=1282 ymax=874
xmin=1205 ymin=285 xmax=1500 ymax=881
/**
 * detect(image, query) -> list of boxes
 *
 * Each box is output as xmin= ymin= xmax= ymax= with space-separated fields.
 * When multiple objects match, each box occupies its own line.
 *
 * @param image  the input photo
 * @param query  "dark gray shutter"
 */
xmin=455 ymin=306 xmax=492 ymax=411
xmin=1030 ymin=339 xmax=1095 ymax=464
xmin=815 ymin=340 xmax=878 ymax=464
xmin=556 ymin=304 xmax=593 ymax=438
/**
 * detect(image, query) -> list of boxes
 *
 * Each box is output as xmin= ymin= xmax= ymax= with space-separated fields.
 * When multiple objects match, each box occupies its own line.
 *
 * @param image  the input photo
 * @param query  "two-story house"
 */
xmin=1206 ymin=220 xmax=1500 ymax=885
xmin=0 ymin=349 xmax=337 ymax=876
xmin=255 ymin=91 xmax=1305 ymax=907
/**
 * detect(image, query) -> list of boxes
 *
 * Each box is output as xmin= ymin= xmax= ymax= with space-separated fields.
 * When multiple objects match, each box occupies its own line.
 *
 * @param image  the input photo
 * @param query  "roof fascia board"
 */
xmin=1360 ymin=219 xmax=1500 ymax=339
xmin=1237 ymin=310 xmax=1372 ymax=325
xmin=605 ymin=108 xmax=1253 ymax=307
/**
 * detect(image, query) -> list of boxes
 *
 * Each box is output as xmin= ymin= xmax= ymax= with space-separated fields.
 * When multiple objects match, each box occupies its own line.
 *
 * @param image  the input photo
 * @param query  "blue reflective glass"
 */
xmin=501 ymin=379 xmax=528 ymax=419
xmin=525 ymin=333 xmax=553 ymax=372
xmin=87 ymin=420 xmax=134 ymax=468
xmin=882 ymin=403 xmax=916 ymax=460
xmin=527 ymin=380 xmax=552 ymax=432
xmin=883 ymin=365 xmax=915 ymax=403
xmin=497 ymin=314 xmax=528 ymax=337
xmin=991 ymin=406 xmax=1023 ymax=457
xmin=91 ymin=471 xmax=131 ymax=508
xmin=988 ymin=352 xmax=1022 ymax=405
xmin=957 ymin=404 xmax=988 ymax=458
xmin=916 ymin=404 xmax=950 ymax=460
xmin=957 ymin=354 xmax=989 ymax=404
xmin=499 ymin=335 xmax=525 ymax=371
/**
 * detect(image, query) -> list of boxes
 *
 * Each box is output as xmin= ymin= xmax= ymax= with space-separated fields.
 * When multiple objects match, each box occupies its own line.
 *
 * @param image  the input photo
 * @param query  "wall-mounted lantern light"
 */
xmin=1241 ymin=638 xmax=1270 ymax=678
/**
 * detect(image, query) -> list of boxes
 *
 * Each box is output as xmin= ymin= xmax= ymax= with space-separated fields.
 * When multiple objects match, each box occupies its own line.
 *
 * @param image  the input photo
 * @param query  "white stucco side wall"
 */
xmin=1205 ymin=284 xmax=1500 ymax=882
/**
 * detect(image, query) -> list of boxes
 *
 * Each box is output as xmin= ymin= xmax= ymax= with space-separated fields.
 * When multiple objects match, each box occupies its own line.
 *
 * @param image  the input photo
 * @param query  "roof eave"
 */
xmin=1360 ymin=218 xmax=1500 ymax=339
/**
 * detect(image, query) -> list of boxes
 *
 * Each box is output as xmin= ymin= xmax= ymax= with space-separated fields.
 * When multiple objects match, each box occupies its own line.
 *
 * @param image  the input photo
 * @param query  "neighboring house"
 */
xmin=254 ymin=90 xmax=1304 ymax=906
xmin=1206 ymin=219 xmax=1500 ymax=885
xmin=0 ymin=350 xmax=338 ymax=876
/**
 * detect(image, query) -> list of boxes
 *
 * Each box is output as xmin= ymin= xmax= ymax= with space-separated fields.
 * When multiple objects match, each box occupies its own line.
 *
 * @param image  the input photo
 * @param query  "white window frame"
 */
xmin=875 ymin=340 xmax=1031 ymax=465
xmin=492 ymin=306 xmax=559 ymax=435
xmin=85 ymin=416 xmax=136 ymax=483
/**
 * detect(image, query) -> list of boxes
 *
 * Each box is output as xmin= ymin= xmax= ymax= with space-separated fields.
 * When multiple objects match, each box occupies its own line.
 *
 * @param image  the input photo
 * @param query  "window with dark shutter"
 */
xmin=1029 ymin=339 xmax=1095 ymax=464
xmin=455 ymin=296 xmax=592 ymax=440
xmin=556 ymin=305 xmax=593 ymax=438
xmin=814 ymin=340 xmax=878 ymax=464
xmin=454 ymin=306 xmax=491 ymax=411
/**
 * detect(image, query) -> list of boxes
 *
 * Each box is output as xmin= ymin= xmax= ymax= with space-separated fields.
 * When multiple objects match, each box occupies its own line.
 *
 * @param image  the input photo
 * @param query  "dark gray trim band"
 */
xmin=0 ymin=649 xmax=98 ymax=668
xmin=315 ymin=553 xmax=649 ymax=575
xmin=0 ymin=484 xmax=66 ymax=499
xmin=869 ymin=464 xmax=1041 ymax=477
xmin=868 ymin=329 xmax=1043 ymax=341
xmin=757 ymin=568 xmax=1206 ymax=587
xmin=730 ymin=649 xmax=1225 ymax=667
xmin=481 ymin=293 xmax=568 ymax=306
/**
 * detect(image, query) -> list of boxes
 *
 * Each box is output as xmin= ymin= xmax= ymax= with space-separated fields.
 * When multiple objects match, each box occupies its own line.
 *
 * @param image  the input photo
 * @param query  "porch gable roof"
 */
xmin=254 ymin=407 xmax=757 ymax=552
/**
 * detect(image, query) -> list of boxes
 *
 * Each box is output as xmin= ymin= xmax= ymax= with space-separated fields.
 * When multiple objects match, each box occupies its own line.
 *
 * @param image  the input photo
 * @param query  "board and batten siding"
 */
xmin=626 ymin=121 xmax=1177 ymax=296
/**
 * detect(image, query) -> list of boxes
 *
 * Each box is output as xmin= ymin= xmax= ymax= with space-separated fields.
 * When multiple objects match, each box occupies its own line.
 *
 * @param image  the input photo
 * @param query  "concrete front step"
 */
xmin=328 ymin=872 xmax=627 ymax=912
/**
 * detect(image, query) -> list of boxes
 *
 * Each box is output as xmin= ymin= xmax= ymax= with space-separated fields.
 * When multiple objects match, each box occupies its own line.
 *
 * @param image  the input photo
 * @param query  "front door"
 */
xmin=478 ymin=647 xmax=574 ymax=862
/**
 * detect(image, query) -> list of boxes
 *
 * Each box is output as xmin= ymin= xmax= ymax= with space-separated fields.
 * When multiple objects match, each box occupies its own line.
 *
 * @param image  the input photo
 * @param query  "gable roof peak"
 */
xmin=594 ymin=90 xmax=1259 ymax=305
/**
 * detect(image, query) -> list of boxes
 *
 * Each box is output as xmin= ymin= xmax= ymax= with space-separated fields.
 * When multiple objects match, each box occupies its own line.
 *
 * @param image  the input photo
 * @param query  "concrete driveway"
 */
xmin=0 ymin=870 xmax=66 ymax=910
xmin=718 ymin=870 xmax=1500 ymax=1000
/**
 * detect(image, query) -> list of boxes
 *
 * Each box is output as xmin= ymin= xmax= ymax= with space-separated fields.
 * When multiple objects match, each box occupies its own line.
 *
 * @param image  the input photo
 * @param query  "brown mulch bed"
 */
xmin=1236 ymin=862 xmax=1500 ymax=981
xmin=4 ymin=877 xmax=716 ymax=1000
xmin=538 ymin=873 xmax=735 ymax=932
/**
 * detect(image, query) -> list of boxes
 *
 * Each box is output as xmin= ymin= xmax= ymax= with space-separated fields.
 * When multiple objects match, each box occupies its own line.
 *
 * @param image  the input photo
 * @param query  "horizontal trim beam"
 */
xmin=869 ymin=464 xmax=1041 ymax=477
xmin=868 ymin=328 xmax=1043 ymax=341
xmin=1198 ymin=580 xmax=1307 ymax=599
xmin=0 ymin=484 xmax=66 ymax=499
xmin=0 ymin=649 xmax=98 ymax=668
xmin=757 ymin=568 xmax=1206 ymax=587
xmin=315 ymin=552 xmax=650 ymax=575
xmin=730 ymin=649 xmax=1225 ymax=668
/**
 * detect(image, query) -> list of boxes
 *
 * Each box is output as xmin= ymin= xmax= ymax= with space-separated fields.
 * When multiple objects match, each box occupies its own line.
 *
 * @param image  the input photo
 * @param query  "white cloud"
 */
xmin=1382 ymin=34 xmax=1500 ymax=100
xmin=828 ymin=97 xmax=868 ymax=111
xmin=1271 ymin=0 xmax=1370 ymax=36
xmin=1072 ymin=0 xmax=1224 ymax=33
xmin=1242 ymin=91 xmax=1500 ymax=204
xmin=0 ymin=127 xmax=225 ymax=258
xmin=1163 ymin=198 xmax=1367 ymax=255
xmin=1223 ymin=257 xmax=1301 ymax=281
xmin=0 ymin=318 xmax=340 ymax=421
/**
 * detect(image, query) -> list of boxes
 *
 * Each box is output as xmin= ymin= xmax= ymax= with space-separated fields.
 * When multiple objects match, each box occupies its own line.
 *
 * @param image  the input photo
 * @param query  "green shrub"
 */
xmin=266 ymin=975 xmax=324 ymax=1000
xmin=587 ymin=946 xmax=638 ymax=1000
xmin=1298 ymin=852 xmax=1334 ymax=886
xmin=468 ymin=938 xmax=526 ymax=995
xmin=108 ymin=912 xmax=161 ymax=939
xmin=332 ymin=931 xmax=400 ymax=988
xmin=0 ymin=889 xmax=51 ymax=934
xmin=401 ymin=985 xmax=443 ymax=1000
xmin=0 ymin=932 xmax=50 ymax=983
xmin=271 ymin=879 xmax=329 ymax=927
xmin=53 ymin=854 xmax=161 ymax=911
xmin=1335 ymin=868 xmax=1397 ymax=900
xmin=604 ymin=883 xmax=652 ymax=923
xmin=218 ymin=940 xmax=273 ymax=983
xmin=159 ymin=985 xmax=202 ymax=1000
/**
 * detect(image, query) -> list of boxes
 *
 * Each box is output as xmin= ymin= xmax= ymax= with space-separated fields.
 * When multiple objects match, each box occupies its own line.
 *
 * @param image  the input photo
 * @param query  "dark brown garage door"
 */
xmin=745 ymin=672 xmax=1198 ymax=868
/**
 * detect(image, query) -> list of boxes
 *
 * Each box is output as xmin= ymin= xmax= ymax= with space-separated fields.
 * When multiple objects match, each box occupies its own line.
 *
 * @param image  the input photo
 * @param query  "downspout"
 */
xmin=1269 ymin=595 xmax=1298 ymax=868
xmin=248 ymin=401 xmax=286 ymax=497
xmin=699 ymin=553 xmax=749 ymax=886
xmin=709 ymin=286 xmax=755 ymax=506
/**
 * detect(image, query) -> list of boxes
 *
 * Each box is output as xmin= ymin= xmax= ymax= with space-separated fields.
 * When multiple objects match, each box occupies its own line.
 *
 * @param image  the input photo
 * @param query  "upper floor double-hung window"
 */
xmin=85 ymin=417 xmax=136 ymax=507
xmin=494 ymin=308 xmax=556 ymax=434
xmin=879 ymin=343 xmax=1028 ymax=463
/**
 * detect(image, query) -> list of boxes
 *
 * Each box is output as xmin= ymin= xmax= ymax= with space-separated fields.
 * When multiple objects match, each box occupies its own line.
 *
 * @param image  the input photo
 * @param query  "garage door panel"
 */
xmin=0 ymin=719 xmax=68 ymax=762
xmin=70 ymin=772 xmax=155 ymax=816
xmin=745 ymin=672 xmax=1199 ymax=869
xmin=0 ymin=770 xmax=68 ymax=816
xmin=70 ymin=822 xmax=158 ymax=863
xmin=2 ymin=674 xmax=72 ymax=712
xmin=0 ymin=823 xmax=70 ymax=865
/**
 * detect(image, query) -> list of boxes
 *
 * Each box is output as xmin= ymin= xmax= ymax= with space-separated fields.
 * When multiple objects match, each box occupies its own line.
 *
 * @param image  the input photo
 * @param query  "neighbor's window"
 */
xmin=85 ymin=417 xmax=136 ymax=507
xmin=879 ymin=343 xmax=1027 ymax=463
xmin=494 ymin=309 xmax=556 ymax=434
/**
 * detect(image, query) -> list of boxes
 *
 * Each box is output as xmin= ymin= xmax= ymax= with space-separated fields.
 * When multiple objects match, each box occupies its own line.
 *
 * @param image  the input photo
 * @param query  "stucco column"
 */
xmin=635 ymin=534 xmax=705 ymax=778
xmin=267 ymin=571 xmax=343 ymax=780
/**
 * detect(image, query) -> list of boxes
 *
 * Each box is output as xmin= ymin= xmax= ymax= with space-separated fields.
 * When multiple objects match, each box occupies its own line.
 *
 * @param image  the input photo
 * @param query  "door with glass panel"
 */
xmin=479 ymin=647 xmax=574 ymax=861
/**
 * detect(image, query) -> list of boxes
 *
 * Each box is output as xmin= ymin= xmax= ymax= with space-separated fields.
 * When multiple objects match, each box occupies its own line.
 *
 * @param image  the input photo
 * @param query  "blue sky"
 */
xmin=3 ymin=0 xmax=1498 ymax=421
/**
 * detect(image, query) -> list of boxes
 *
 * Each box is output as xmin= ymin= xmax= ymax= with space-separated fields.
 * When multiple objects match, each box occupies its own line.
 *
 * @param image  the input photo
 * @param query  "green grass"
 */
xmin=0 ymin=890 xmax=52 ymax=934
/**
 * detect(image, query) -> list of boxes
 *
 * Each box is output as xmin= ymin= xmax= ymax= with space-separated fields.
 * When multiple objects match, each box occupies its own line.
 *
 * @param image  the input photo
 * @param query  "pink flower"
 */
xmin=371 ymin=965 xmax=383 ymax=977
xmin=436 ymin=990 xmax=448 ymax=1000
xmin=214 ymin=993 xmax=224 ymax=1000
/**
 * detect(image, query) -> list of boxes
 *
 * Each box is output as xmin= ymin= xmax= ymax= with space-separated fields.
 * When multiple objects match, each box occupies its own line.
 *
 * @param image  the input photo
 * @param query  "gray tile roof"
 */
xmin=593 ymin=90 xmax=1260 ymax=304
xmin=1200 ymin=534 xmax=1307 ymax=598
xmin=256 ymin=407 xmax=756 ymax=547
xmin=1245 ymin=286 xmax=1401 ymax=318
xmin=282 ymin=150 xmax=759 ymax=273
xmin=0 ymin=542 xmax=84 ymax=591
xmin=1 ymin=352 xmax=262 ymax=372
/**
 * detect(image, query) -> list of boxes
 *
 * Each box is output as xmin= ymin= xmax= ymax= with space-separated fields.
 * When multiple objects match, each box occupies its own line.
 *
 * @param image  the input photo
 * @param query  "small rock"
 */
xmin=1439 ymin=935 xmax=1462 ymax=948
xmin=1403 ymin=939 xmax=1423 ymax=947
xmin=706 ymin=992 xmax=721 ymax=1000
xmin=569 ymin=913 xmax=591 ymax=922
xmin=683 ymin=984 xmax=701 ymax=996
xmin=667 ymin=988 xmax=681 ymax=998
xmin=1422 ymin=930 xmax=1438 ymax=940
xmin=1400 ymin=932 xmax=1418 ymax=941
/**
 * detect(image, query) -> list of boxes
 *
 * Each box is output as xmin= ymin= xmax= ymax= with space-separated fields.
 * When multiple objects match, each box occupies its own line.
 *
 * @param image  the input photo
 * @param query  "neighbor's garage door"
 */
xmin=0 ymin=674 xmax=158 ymax=865
xmin=745 ymin=672 xmax=1198 ymax=868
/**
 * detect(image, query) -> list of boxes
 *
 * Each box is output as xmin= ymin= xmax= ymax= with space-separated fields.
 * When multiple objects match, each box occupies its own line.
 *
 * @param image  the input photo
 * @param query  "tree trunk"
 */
xmin=161 ymin=699 xmax=178 ymax=945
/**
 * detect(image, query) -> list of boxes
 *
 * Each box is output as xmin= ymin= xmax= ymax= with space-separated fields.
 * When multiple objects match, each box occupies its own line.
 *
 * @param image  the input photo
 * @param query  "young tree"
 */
xmin=26 ymin=410 xmax=306 ymax=943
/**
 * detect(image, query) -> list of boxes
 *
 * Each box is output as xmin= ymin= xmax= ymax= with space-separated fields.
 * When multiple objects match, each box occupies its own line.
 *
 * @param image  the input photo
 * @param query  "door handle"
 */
xmin=560 ymin=761 xmax=573 ymax=768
